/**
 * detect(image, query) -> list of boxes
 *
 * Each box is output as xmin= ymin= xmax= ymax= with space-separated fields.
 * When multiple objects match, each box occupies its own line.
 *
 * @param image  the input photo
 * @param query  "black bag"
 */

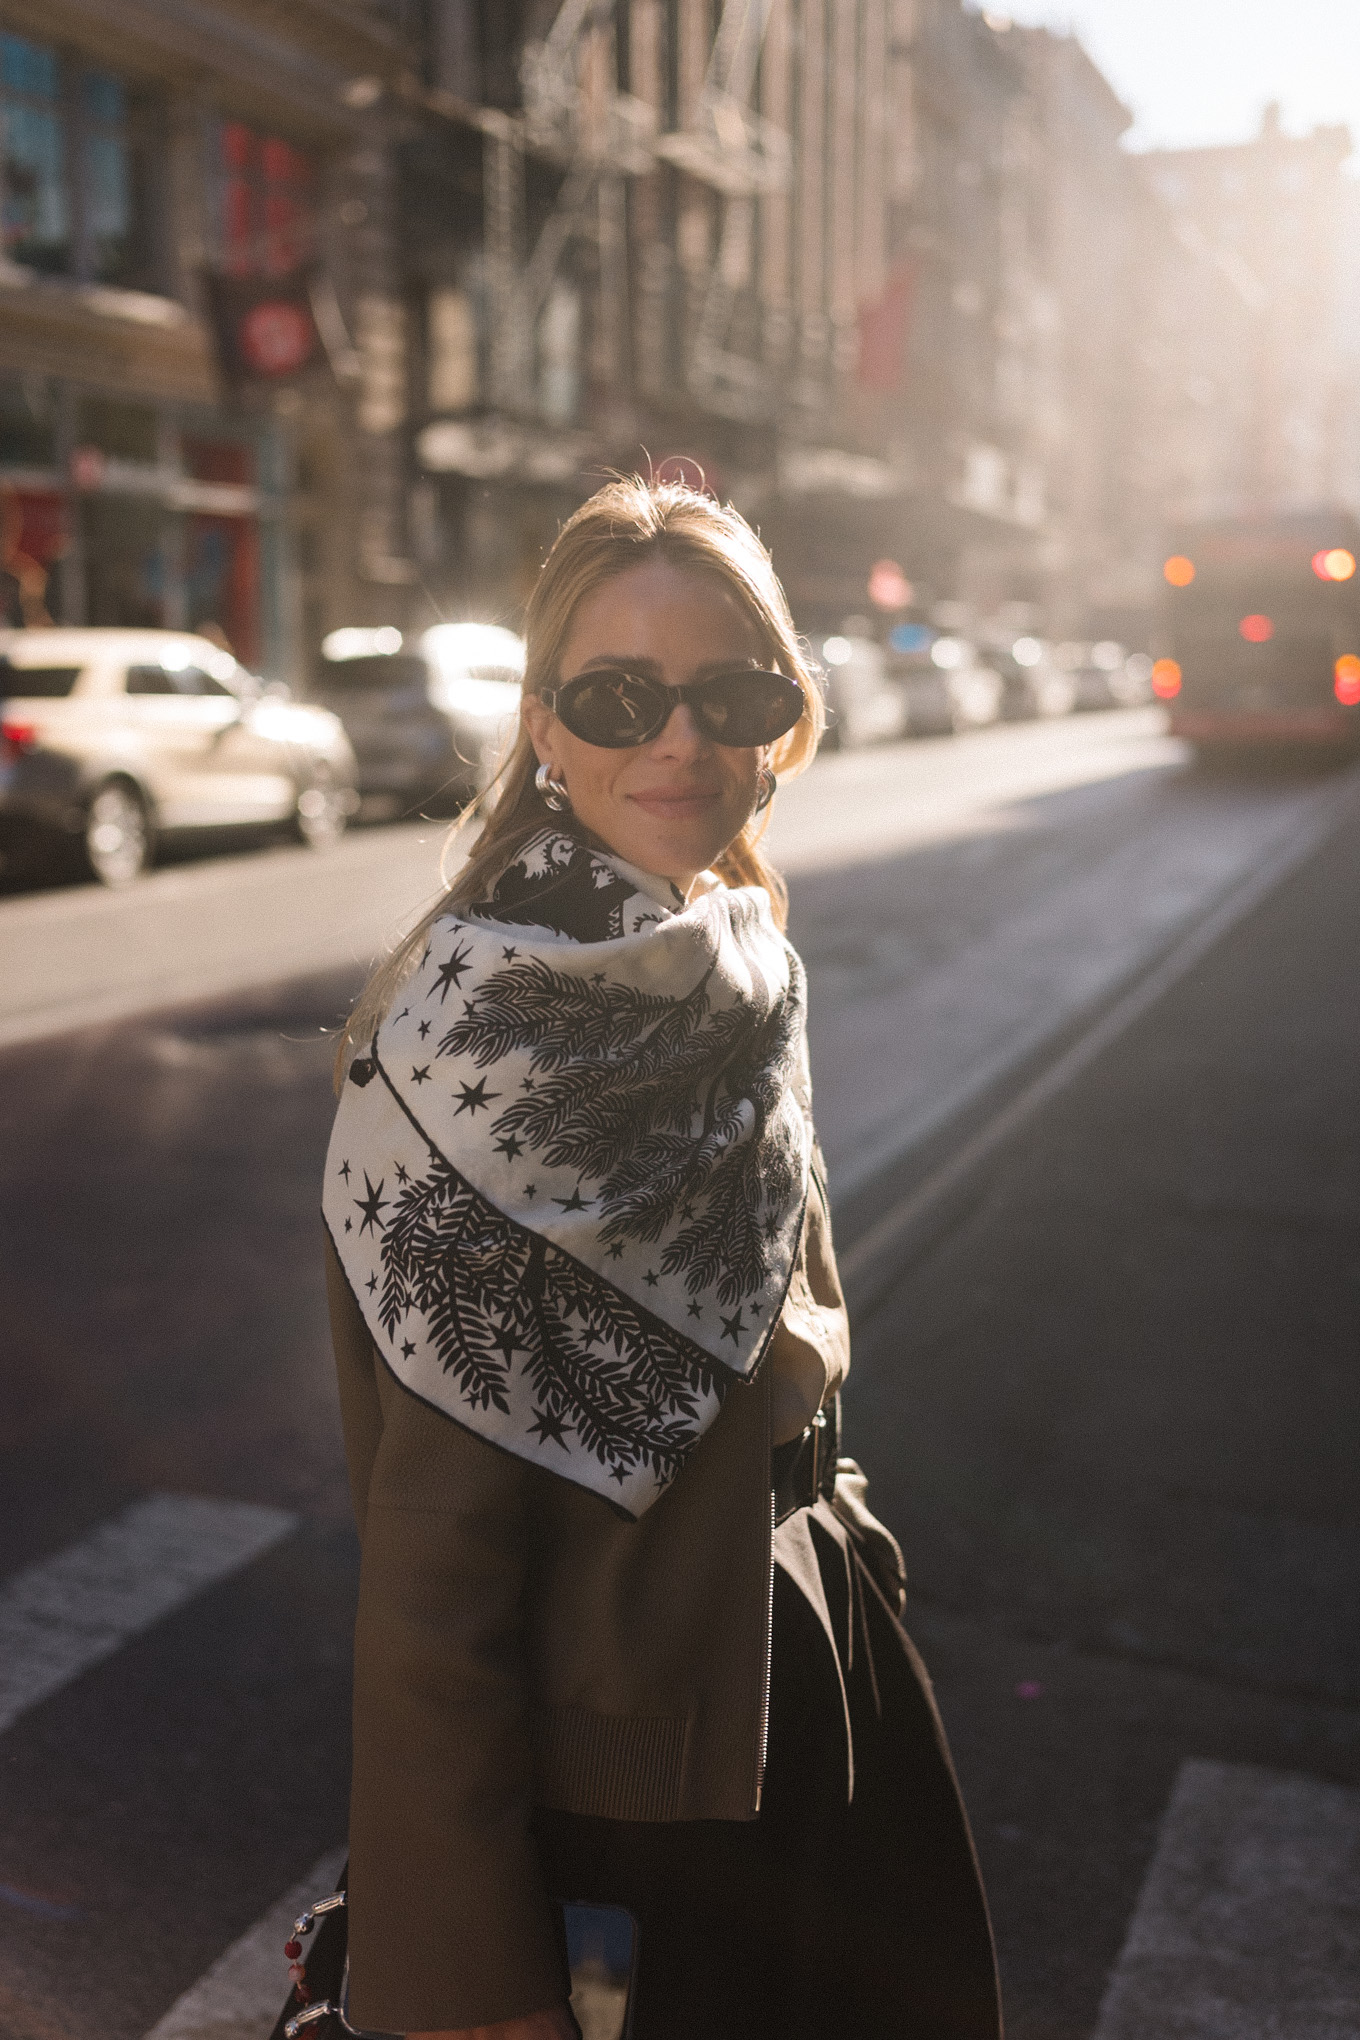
xmin=269 ymin=1872 xmax=638 ymax=2040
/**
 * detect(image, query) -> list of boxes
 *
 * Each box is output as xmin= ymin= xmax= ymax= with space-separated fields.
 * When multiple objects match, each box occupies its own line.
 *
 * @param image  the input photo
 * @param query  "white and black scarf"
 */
xmin=324 ymin=828 xmax=812 ymax=1517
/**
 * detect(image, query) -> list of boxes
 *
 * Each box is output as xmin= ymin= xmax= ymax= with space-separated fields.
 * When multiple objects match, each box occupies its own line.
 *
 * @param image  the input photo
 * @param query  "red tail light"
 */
xmin=1151 ymin=659 xmax=1182 ymax=699
xmin=1335 ymin=656 xmax=1360 ymax=705
xmin=1 ymin=719 xmax=38 ymax=754
xmin=1239 ymin=614 xmax=1274 ymax=643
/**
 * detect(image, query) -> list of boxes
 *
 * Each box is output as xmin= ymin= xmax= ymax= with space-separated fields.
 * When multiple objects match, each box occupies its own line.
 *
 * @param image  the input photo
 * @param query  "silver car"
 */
xmin=0 ymin=628 xmax=358 ymax=885
xmin=1055 ymin=640 xmax=1155 ymax=711
xmin=818 ymin=632 xmax=909 ymax=749
xmin=311 ymin=623 xmax=524 ymax=817
xmin=887 ymin=633 xmax=1005 ymax=736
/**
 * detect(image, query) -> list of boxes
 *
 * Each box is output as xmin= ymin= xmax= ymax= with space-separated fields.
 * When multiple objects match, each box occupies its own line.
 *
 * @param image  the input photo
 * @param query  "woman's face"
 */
xmin=522 ymin=560 xmax=775 ymax=890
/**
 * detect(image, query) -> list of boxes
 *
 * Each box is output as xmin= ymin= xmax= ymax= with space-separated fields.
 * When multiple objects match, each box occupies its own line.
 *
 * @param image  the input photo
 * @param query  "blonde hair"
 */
xmin=336 ymin=475 xmax=823 ymax=1086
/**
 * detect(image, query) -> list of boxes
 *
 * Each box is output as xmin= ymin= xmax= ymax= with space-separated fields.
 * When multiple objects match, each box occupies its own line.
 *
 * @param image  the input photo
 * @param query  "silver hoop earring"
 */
xmin=536 ymin=762 xmax=572 ymax=813
xmin=754 ymin=765 xmax=777 ymax=813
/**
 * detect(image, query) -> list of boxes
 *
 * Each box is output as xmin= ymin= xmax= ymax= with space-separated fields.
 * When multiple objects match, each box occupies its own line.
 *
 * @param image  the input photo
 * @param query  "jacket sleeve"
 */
xmin=766 ymin=1146 xmax=851 ymax=1445
xmin=325 ymin=1239 xmax=567 ymax=2034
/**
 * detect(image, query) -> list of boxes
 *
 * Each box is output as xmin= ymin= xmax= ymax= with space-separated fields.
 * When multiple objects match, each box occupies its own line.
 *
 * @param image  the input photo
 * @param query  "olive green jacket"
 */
xmin=330 ymin=1171 xmax=849 ymax=2034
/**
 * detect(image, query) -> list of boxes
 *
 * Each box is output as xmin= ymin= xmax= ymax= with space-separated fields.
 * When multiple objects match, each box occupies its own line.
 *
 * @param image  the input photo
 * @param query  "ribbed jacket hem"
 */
xmin=533 ymin=1706 xmax=688 ymax=1822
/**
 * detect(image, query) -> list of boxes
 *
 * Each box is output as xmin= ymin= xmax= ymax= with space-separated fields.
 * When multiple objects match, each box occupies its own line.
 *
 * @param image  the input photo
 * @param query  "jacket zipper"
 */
xmin=753 ymin=1488 xmax=775 ymax=1813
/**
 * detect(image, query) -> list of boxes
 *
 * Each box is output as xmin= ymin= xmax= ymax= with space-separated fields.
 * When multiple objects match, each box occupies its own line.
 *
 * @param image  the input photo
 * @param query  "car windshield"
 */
xmin=0 ymin=659 xmax=83 ymax=697
xmin=317 ymin=654 xmax=429 ymax=691
xmin=126 ymin=665 xmax=236 ymax=697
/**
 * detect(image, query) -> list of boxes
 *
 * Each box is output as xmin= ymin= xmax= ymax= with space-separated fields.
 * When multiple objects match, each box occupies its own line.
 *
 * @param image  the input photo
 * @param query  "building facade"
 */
xmin=1140 ymin=106 xmax=1355 ymax=517
xmin=399 ymin=0 xmax=922 ymax=631
xmin=397 ymin=1 xmax=1102 ymax=635
xmin=0 ymin=0 xmax=420 ymax=679
xmin=6 ymin=0 xmax=1348 ymax=672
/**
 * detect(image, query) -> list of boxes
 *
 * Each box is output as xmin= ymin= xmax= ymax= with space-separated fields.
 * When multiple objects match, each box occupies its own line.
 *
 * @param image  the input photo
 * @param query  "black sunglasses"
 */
xmin=539 ymin=665 xmax=805 ymax=750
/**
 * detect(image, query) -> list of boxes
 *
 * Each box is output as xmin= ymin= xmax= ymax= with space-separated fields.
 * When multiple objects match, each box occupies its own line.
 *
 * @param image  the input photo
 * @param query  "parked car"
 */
xmin=887 ymin=631 xmax=1004 ymax=736
xmin=311 ymin=623 xmax=523 ymax=817
xmin=988 ymin=635 xmax=1077 ymax=720
xmin=0 ymin=628 xmax=358 ymax=886
xmin=1055 ymin=639 xmax=1151 ymax=711
xmin=1119 ymin=652 xmax=1155 ymax=705
xmin=818 ymin=631 xmax=908 ymax=749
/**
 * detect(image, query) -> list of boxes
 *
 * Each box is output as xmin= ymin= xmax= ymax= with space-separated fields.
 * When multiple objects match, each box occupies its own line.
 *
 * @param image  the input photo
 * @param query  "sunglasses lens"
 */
xmin=557 ymin=670 xmax=665 ymax=747
xmin=695 ymin=671 xmax=805 ymax=745
xmin=552 ymin=668 xmax=804 ymax=748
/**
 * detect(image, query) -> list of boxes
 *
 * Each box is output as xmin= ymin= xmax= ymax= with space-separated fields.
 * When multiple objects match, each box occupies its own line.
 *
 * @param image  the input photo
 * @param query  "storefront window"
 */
xmin=182 ymin=436 xmax=255 ymax=486
xmin=0 ymin=482 xmax=65 ymax=625
xmin=0 ymin=373 xmax=58 ymax=467
xmin=180 ymin=434 xmax=260 ymax=665
xmin=1 ymin=31 xmax=69 ymax=274
xmin=81 ymin=494 xmax=167 ymax=627
xmin=81 ymin=69 xmax=132 ymax=281
xmin=185 ymin=514 xmax=260 ymax=667
xmin=210 ymin=120 xmax=315 ymax=277
xmin=76 ymin=393 xmax=158 ymax=464
xmin=0 ymin=35 xmax=160 ymax=287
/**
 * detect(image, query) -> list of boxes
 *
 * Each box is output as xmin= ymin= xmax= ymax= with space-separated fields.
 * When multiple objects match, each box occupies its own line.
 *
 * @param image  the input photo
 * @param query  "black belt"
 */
xmin=772 ymin=1394 xmax=841 ymax=1525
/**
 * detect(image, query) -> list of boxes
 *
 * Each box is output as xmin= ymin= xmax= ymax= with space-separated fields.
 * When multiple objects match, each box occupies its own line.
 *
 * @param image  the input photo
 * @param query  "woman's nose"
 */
xmin=652 ymin=701 xmax=710 ymax=755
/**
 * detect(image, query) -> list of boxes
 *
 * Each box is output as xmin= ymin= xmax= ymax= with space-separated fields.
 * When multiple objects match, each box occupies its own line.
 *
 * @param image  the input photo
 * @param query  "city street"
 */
xmin=2 ymin=710 xmax=1359 ymax=2039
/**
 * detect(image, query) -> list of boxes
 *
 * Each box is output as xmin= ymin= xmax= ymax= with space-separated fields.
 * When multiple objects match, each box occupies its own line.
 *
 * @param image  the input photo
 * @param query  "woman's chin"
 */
xmin=604 ymin=804 xmax=737 ymax=879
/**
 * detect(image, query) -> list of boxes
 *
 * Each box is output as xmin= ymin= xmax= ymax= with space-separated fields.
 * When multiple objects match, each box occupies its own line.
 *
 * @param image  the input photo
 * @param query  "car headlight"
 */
xmin=431 ymin=676 xmax=522 ymax=721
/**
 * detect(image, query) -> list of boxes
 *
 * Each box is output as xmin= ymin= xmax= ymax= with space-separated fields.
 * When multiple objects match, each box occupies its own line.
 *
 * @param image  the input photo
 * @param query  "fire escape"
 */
xmin=455 ymin=0 xmax=792 ymax=432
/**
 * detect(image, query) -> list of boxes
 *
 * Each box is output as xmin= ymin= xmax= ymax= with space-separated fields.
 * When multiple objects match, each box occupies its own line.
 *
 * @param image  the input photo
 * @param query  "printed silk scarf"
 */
xmin=324 ymin=827 xmax=812 ymax=1517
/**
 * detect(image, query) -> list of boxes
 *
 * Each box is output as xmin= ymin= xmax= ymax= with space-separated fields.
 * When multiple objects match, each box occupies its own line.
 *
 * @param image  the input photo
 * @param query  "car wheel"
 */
xmin=83 ymin=779 xmax=152 ymax=886
xmin=293 ymin=763 xmax=352 ymax=849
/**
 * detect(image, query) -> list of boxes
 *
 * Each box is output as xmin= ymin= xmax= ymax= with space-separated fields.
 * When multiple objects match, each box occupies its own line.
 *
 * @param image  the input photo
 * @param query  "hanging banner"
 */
xmin=857 ymin=264 xmax=914 ymax=394
xmin=203 ymin=269 xmax=322 ymax=382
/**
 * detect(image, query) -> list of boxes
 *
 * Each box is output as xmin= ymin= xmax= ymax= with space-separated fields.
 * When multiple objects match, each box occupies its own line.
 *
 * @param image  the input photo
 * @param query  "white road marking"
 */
xmin=143 ymin=1848 xmax=346 ymax=2040
xmin=0 ymin=1494 xmax=295 ymax=1737
xmin=837 ymin=767 xmax=1357 ymax=1298
xmin=1093 ymin=1759 xmax=1360 ymax=2039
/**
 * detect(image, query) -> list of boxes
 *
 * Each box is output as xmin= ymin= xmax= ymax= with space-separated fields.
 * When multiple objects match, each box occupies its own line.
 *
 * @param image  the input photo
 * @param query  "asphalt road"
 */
xmin=847 ymin=787 xmax=1360 ymax=2038
xmin=1 ymin=713 xmax=1357 ymax=2039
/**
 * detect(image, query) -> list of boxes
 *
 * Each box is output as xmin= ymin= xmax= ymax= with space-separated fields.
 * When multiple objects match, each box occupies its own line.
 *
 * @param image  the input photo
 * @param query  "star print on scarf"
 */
xmin=323 ymin=828 xmax=812 ymax=1518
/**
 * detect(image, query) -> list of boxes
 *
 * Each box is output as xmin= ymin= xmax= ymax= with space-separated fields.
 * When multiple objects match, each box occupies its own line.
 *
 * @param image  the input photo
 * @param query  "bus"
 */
xmin=1153 ymin=508 xmax=1360 ymax=753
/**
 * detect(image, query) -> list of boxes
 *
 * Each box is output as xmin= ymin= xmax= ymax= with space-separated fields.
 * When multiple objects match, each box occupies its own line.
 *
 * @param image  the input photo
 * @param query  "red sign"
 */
xmin=238 ymin=300 xmax=315 ymax=376
xmin=205 ymin=268 xmax=320 ymax=383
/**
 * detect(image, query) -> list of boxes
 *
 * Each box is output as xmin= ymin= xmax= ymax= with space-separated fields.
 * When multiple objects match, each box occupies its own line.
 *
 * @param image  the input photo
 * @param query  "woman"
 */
xmin=322 ymin=479 xmax=1000 ymax=2040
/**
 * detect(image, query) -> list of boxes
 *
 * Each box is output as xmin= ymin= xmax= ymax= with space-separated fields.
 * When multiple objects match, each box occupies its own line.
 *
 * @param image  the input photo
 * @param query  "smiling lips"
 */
xmin=627 ymin=787 xmax=723 ymax=818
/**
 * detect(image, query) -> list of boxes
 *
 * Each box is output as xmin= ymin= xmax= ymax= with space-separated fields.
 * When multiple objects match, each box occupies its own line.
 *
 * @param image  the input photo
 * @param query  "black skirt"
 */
xmin=534 ymin=1516 xmax=1002 ymax=2040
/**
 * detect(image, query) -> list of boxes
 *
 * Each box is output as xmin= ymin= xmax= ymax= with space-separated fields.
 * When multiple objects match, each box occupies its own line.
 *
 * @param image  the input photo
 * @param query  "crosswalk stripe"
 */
xmin=0 ymin=1493 xmax=296 ymax=1737
xmin=143 ymin=1848 xmax=347 ymax=2040
xmin=1093 ymin=1758 xmax=1360 ymax=2037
